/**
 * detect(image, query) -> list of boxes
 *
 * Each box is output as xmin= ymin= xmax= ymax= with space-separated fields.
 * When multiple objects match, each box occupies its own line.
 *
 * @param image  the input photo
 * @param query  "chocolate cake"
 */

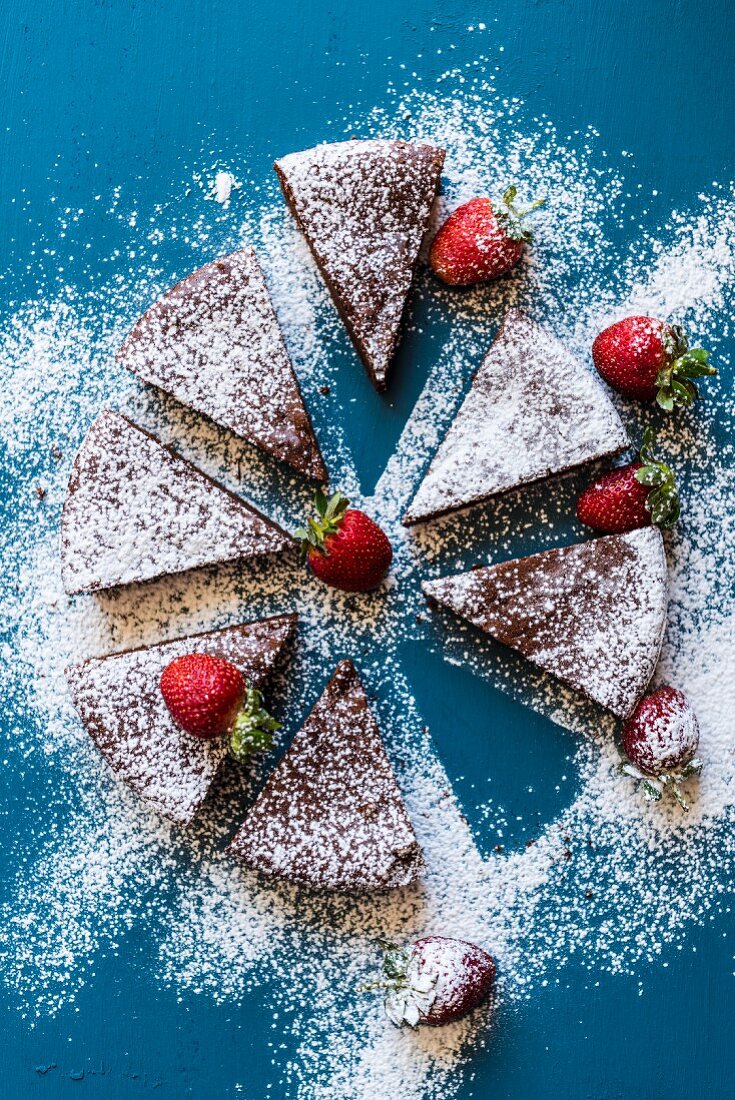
xmin=228 ymin=659 xmax=423 ymax=891
xmin=422 ymin=528 xmax=668 ymax=719
xmin=61 ymin=410 xmax=292 ymax=595
xmin=403 ymin=309 xmax=630 ymax=525
xmin=66 ymin=615 xmax=297 ymax=824
xmin=275 ymin=139 xmax=445 ymax=391
xmin=117 ymin=249 xmax=327 ymax=481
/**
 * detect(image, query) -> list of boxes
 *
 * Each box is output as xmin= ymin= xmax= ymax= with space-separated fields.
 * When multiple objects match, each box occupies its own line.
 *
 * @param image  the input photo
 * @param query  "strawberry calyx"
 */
xmin=361 ymin=938 xmax=438 ymax=1028
xmin=634 ymin=428 xmax=680 ymax=528
xmin=656 ymin=324 xmax=716 ymax=410
xmin=493 ymin=185 xmax=546 ymax=243
xmin=228 ymin=685 xmax=281 ymax=761
xmin=294 ymin=489 xmax=349 ymax=559
xmin=619 ymin=756 xmax=703 ymax=811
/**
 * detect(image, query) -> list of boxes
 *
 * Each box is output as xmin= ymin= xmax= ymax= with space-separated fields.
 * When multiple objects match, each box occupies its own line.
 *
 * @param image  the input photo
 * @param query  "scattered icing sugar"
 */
xmin=405 ymin=308 xmax=629 ymax=523
xmin=66 ymin=616 xmax=296 ymax=823
xmin=117 ymin=248 xmax=326 ymax=480
xmin=276 ymin=139 xmax=444 ymax=388
xmin=213 ymin=170 xmax=239 ymax=206
xmin=0 ymin=68 xmax=734 ymax=1100
xmin=229 ymin=659 xmax=423 ymax=891
xmin=423 ymin=527 xmax=668 ymax=719
xmin=60 ymin=410 xmax=291 ymax=593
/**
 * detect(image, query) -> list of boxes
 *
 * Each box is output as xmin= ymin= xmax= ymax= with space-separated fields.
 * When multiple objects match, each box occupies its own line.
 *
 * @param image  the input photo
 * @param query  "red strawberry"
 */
xmin=576 ymin=429 xmax=680 ymax=533
xmin=592 ymin=316 xmax=715 ymax=408
xmin=160 ymin=653 xmax=280 ymax=759
xmin=621 ymin=686 xmax=702 ymax=809
xmin=375 ymin=936 xmax=495 ymax=1027
xmin=295 ymin=490 xmax=392 ymax=593
xmin=429 ymin=188 xmax=545 ymax=286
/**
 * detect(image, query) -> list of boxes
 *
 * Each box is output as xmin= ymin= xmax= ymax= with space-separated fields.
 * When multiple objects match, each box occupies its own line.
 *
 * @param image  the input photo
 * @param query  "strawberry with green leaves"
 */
xmin=295 ymin=490 xmax=392 ymax=593
xmin=429 ymin=187 xmax=545 ymax=286
xmin=576 ymin=429 xmax=680 ymax=534
xmin=367 ymin=936 xmax=496 ymax=1027
xmin=592 ymin=316 xmax=715 ymax=409
xmin=621 ymin=686 xmax=702 ymax=810
xmin=160 ymin=653 xmax=280 ymax=760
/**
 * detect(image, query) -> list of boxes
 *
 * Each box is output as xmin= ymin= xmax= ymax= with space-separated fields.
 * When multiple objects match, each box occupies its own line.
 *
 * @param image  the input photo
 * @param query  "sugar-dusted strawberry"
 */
xmin=429 ymin=188 xmax=545 ymax=287
xmin=621 ymin=686 xmax=702 ymax=809
xmin=295 ymin=490 xmax=392 ymax=593
xmin=576 ymin=428 xmax=680 ymax=533
xmin=369 ymin=936 xmax=495 ymax=1027
xmin=160 ymin=653 xmax=280 ymax=759
xmin=592 ymin=316 xmax=715 ymax=408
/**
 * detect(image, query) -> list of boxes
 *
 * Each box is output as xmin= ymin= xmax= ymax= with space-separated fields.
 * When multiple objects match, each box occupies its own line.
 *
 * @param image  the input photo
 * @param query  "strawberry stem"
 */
xmin=621 ymin=757 xmax=703 ymax=811
xmin=634 ymin=428 xmax=680 ymax=528
xmin=359 ymin=938 xmax=438 ymax=1028
xmin=656 ymin=325 xmax=716 ymax=411
xmin=294 ymin=490 xmax=349 ymax=559
xmin=229 ymin=686 xmax=281 ymax=760
xmin=495 ymin=185 xmax=547 ymax=242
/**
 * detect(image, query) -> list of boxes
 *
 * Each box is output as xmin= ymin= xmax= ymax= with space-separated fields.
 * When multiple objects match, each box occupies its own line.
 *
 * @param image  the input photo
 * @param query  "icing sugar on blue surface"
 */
xmin=1 ymin=68 xmax=734 ymax=1099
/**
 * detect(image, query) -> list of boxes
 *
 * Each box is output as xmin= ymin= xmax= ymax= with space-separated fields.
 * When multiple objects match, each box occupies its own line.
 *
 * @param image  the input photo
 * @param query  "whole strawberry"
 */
xmin=295 ymin=490 xmax=392 ymax=593
xmin=372 ymin=936 xmax=495 ymax=1027
xmin=429 ymin=188 xmax=545 ymax=286
xmin=592 ymin=316 xmax=715 ymax=409
xmin=576 ymin=428 xmax=680 ymax=533
xmin=160 ymin=653 xmax=280 ymax=759
xmin=621 ymin=686 xmax=702 ymax=809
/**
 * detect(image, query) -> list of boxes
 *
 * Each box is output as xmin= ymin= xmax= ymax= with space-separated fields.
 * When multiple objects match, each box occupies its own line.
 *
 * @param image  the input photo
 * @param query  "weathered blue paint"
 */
xmin=1 ymin=0 xmax=733 ymax=1096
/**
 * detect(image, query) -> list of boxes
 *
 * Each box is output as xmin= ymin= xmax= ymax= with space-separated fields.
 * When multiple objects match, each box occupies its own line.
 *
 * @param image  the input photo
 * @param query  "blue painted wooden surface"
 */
xmin=1 ymin=1 xmax=734 ymax=1096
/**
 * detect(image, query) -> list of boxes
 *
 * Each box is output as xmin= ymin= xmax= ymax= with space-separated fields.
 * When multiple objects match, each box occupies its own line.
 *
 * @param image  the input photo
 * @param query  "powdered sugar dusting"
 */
xmin=424 ymin=528 xmax=668 ymax=718
xmin=276 ymin=139 xmax=444 ymax=388
xmin=1 ymin=69 xmax=734 ymax=1100
xmin=66 ymin=615 xmax=296 ymax=823
xmin=405 ymin=309 xmax=630 ymax=523
xmin=118 ymin=248 xmax=326 ymax=480
xmin=60 ymin=410 xmax=292 ymax=593
xmin=229 ymin=659 xmax=422 ymax=890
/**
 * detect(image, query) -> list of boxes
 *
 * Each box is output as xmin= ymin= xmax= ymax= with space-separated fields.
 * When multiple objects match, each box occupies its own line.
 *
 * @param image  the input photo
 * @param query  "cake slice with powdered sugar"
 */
xmin=117 ymin=249 xmax=327 ymax=481
xmin=422 ymin=527 xmax=668 ymax=720
xmin=404 ymin=309 xmax=630 ymax=525
xmin=275 ymin=139 xmax=445 ymax=391
xmin=66 ymin=614 xmax=297 ymax=824
xmin=61 ymin=410 xmax=292 ymax=595
xmin=228 ymin=659 xmax=423 ymax=891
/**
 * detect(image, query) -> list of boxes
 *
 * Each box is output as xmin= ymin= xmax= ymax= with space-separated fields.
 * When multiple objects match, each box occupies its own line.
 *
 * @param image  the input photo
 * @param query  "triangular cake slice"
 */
xmin=228 ymin=659 xmax=422 ymax=891
xmin=66 ymin=614 xmax=297 ymax=824
xmin=275 ymin=139 xmax=445 ymax=391
xmin=117 ymin=249 xmax=327 ymax=481
xmin=61 ymin=410 xmax=292 ymax=594
xmin=422 ymin=528 xmax=668 ymax=719
xmin=404 ymin=309 xmax=630 ymax=525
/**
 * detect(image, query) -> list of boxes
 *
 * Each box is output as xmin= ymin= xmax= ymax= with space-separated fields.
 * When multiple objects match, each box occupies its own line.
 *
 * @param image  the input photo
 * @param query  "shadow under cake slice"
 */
xmin=61 ymin=410 xmax=292 ymax=595
xmin=117 ymin=249 xmax=327 ymax=482
xmin=423 ymin=528 xmax=668 ymax=720
xmin=228 ymin=659 xmax=423 ymax=891
xmin=404 ymin=309 xmax=630 ymax=525
xmin=275 ymin=139 xmax=445 ymax=392
xmin=66 ymin=614 xmax=297 ymax=825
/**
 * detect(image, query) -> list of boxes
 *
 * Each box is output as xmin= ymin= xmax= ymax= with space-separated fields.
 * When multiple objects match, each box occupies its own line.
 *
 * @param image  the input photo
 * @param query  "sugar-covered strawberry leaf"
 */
xmin=494 ymin=185 xmax=546 ymax=243
xmin=229 ymin=686 xmax=281 ymax=760
xmin=633 ymin=430 xmax=680 ymax=528
xmin=314 ymin=487 xmax=329 ymax=516
xmin=655 ymin=339 xmax=716 ymax=409
xmin=642 ymin=779 xmax=663 ymax=802
xmin=635 ymin=466 xmax=666 ymax=487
